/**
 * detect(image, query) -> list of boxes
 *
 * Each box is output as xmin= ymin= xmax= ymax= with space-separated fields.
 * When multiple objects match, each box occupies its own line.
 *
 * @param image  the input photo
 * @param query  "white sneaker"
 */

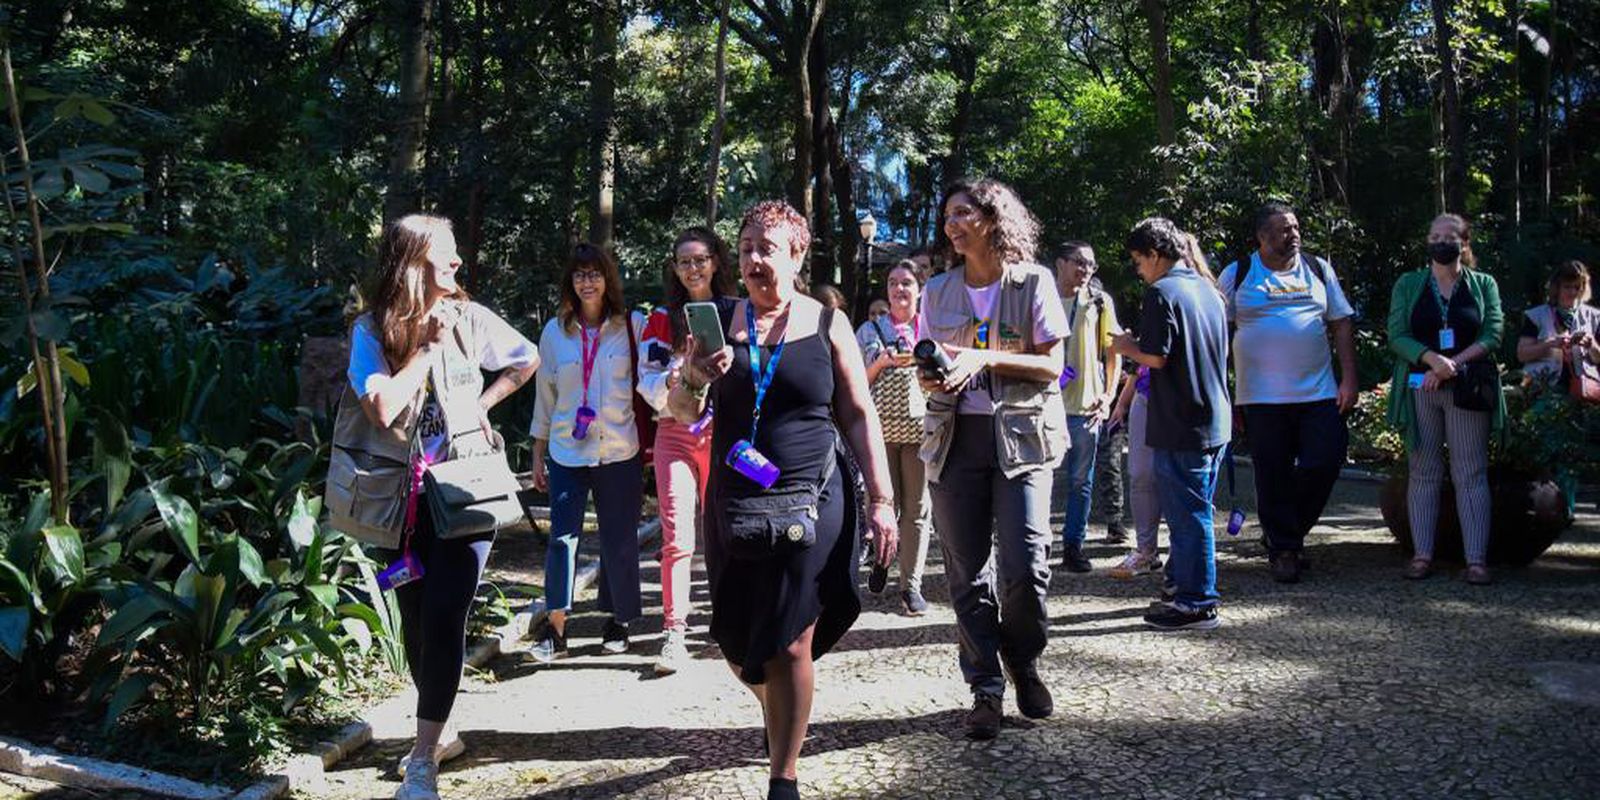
xmin=394 ymin=756 xmax=440 ymax=800
xmin=654 ymin=628 xmax=689 ymax=676
xmin=1109 ymin=551 xmax=1162 ymax=580
xmin=396 ymin=728 xmax=464 ymax=777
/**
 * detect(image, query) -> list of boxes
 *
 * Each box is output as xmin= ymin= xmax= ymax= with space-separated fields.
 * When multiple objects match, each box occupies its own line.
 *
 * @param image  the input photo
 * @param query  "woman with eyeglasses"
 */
xmin=528 ymin=243 xmax=647 ymax=660
xmin=636 ymin=227 xmax=741 ymax=675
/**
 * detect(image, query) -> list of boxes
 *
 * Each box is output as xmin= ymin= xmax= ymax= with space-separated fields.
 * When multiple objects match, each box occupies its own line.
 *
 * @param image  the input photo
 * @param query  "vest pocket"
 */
xmin=997 ymin=407 xmax=1054 ymax=468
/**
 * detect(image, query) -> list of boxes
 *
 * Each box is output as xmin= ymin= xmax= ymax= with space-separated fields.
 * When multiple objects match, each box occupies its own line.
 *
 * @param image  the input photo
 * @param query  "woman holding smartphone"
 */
xmin=528 ymin=243 xmax=647 ymax=660
xmin=636 ymin=227 xmax=740 ymax=674
xmin=668 ymin=200 xmax=897 ymax=800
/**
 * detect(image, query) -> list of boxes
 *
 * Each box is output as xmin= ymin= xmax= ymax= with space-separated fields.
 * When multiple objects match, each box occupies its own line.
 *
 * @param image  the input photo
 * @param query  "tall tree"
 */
xmin=1140 ymin=0 xmax=1176 ymax=182
xmin=720 ymin=0 xmax=828 ymax=221
xmin=705 ymin=0 xmax=731 ymax=225
xmin=588 ymin=0 xmax=621 ymax=249
xmin=1430 ymin=0 xmax=1467 ymax=212
xmin=386 ymin=0 xmax=435 ymax=221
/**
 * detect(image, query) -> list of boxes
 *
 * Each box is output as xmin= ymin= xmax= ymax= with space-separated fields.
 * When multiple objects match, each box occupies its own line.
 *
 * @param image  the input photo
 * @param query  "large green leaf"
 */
xmin=285 ymin=490 xmax=317 ymax=549
xmin=188 ymin=571 xmax=229 ymax=648
xmin=40 ymin=526 xmax=85 ymax=584
xmin=93 ymin=410 xmax=132 ymax=513
xmin=102 ymin=673 xmax=158 ymax=730
xmin=95 ymin=593 xmax=167 ymax=649
xmin=0 ymin=560 xmax=32 ymax=603
xmin=67 ymin=164 xmax=110 ymax=194
xmin=149 ymin=481 xmax=201 ymax=564
xmin=0 ymin=606 xmax=29 ymax=661
xmin=99 ymin=488 xmax=154 ymax=542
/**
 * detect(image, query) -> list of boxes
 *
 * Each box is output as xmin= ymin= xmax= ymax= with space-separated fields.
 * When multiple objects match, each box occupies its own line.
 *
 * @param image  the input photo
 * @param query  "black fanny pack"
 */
xmin=1452 ymin=360 xmax=1500 ymax=412
xmin=722 ymin=435 xmax=838 ymax=560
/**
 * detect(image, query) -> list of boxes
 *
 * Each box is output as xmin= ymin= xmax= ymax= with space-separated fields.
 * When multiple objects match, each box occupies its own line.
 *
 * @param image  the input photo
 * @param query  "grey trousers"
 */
xmin=1408 ymin=387 xmax=1492 ymax=565
xmin=885 ymin=441 xmax=932 ymax=591
xmin=930 ymin=415 xmax=1054 ymax=698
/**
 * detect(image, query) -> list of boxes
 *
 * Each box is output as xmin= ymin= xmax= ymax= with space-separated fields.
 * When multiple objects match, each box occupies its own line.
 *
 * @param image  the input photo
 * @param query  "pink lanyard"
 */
xmin=579 ymin=324 xmax=602 ymax=406
xmin=400 ymin=456 xmax=428 ymax=554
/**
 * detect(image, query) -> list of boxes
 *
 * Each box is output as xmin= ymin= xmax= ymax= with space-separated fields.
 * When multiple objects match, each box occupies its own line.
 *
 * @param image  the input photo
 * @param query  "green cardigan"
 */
xmin=1385 ymin=267 xmax=1506 ymax=450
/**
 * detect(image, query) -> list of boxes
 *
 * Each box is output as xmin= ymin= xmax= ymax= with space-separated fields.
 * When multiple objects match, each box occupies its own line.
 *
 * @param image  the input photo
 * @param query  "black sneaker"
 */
xmin=1060 ymin=544 xmax=1092 ymax=573
xmin=528 ymin=622 xmax=567 ymax=663
xmin=965 ymin=692 xmax=1003 ymax=740
xmin=1002 ymin=660 xmax=1053 ymax=719
xmin=601 ymin=619 xmax=630 ymax=654
xmin=901 ymin=588 xmax=929 ymax=617
xmin=1269 ymin=551 xmax=1303 ymax=584
xmin=1143 ymin=603 xmax=1220 ymax=631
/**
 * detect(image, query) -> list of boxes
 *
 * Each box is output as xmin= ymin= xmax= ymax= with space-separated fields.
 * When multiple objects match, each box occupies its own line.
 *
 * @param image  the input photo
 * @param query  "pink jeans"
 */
xmin=653 ymin=417 xmax=712 ymax=631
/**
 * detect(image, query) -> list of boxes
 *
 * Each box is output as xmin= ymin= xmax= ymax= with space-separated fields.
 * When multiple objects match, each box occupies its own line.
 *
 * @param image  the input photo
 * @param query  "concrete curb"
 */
xmin=0 ymin=736 xmax=231 ymax=799
xmin=1231 ymin=453 xmax=1391 ymax=484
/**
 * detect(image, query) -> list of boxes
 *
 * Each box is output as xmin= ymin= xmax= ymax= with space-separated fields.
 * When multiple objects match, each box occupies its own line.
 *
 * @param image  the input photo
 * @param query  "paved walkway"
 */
xmin=301 ymin=469 xmax=1600 ymax=800
xmin=5 ymin=471 xmax=1597 ymax=799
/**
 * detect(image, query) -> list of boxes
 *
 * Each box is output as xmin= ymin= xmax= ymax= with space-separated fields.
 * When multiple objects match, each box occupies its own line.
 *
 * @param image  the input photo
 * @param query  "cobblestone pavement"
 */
xmin=7 ymin=471 xmax=1598 ymax=800
xmin=297 ymin=470 xmax=1600 ymax=800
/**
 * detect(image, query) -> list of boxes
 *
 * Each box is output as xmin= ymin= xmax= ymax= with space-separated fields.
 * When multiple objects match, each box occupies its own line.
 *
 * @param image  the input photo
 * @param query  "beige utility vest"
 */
xmin=918 ymin=262 xmax=1069 ymax=483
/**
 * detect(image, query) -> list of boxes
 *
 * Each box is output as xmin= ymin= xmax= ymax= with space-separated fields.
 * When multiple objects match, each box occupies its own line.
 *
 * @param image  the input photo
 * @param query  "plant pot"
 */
xmin=1380 ymin=465 xmax=1573 ymax=566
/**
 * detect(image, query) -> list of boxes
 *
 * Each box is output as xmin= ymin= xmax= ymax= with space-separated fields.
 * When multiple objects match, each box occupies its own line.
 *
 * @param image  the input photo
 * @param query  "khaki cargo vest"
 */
xmin=918 ymin=262 xmax=1069 ymax=483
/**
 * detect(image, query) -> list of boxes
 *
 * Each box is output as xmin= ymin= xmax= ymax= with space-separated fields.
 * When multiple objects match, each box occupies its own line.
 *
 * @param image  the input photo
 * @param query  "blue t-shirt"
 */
xmin=1136 ymin=263 xmax=1232 ymax=451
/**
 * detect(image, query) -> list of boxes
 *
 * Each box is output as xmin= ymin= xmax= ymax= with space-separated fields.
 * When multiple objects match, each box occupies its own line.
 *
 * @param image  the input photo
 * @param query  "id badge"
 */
xmin=727 ymin=439 xmax=780 ymax=488
xmin=377 ymin=551 xmax=425 ymax=592
xmin=1227 ymin=508 xmax=1246 ymax=536
xmin=1058 ymin=365 xmax=1078 ymax=388
xmin=1438 ymin=327 xmax=1456 ymax=350
xmin=1407 ymin=373 xmax=1426 ymax=389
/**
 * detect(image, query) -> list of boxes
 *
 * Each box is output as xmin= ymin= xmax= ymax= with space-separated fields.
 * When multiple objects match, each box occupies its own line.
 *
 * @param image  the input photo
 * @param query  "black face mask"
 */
xmin=1428 ymin=241 xmax=1461 ymax=265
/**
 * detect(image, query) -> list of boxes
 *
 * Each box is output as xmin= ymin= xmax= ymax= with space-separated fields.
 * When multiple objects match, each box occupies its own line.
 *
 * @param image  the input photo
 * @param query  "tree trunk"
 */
xmin=787 ymin=48 xmax=815 ymax=222
xmin=705 ymin=0 xmax=730 ymax=226
xmin=386 ymin=0 xmax=435 ymax=221
xmin=558 ymin=139 xmax=581 ymax=249
xmin=943 ymin=44 xmax=975 ymax=185
xmin=2 ymin=47 xmax=70 ymax=524
xmin=587 ymin=0 xmax=620 ymax=249
xmin=808 ymin=33 xmax=834 ymax=284
xmin=1430 ymin=0 xmax=1468 ymax=213
xmin=1141 ymin=0 xmax=1177 ymax=182
xmin=1311 ymin=2 xmax=1352 ymax=206
xmin=1506 ymin=0 xmax=1522 ymax=233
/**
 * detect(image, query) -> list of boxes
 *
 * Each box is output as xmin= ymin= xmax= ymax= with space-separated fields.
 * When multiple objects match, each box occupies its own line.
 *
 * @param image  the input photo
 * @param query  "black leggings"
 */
xmin=373 ymin=509 xmax=493 ymax=723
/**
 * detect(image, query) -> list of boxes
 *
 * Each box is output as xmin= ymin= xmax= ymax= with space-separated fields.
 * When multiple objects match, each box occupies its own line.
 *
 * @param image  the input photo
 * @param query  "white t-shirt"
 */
xmin=1220 ymin=252 xmax=1354 ymax=405
xmin=348 ymin=303 xmax=538 ymax=462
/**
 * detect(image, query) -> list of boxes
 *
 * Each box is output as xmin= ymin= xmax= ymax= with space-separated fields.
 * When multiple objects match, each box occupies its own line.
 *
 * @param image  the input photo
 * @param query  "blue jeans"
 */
xmin=545 ymin=455 xmax=644 ymax=622
xmin=1153 ymin=447 xmax=1223 ymax=610
xmin=1058 ymin=415 xmax=1101 ymax=551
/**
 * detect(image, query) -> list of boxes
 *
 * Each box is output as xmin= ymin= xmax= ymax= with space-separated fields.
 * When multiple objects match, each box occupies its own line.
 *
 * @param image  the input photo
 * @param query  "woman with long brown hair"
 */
xmin=528 ymin=243 xmax=649 ymax=660
xmin=342 ymin=214 xmax=539 ymax=800
xmin=636 ymin=226 xmax=740 ymax=674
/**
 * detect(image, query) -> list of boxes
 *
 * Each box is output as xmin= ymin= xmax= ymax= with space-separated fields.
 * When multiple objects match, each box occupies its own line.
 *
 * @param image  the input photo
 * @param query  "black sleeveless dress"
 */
xmin=704 ymin=306 xmax=862 ymax=685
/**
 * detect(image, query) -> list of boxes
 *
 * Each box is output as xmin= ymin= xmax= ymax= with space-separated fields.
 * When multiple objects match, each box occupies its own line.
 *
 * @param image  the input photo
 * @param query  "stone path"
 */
xmin=7 ymin=469 xmax=1598 ymax=799
xmin=301 ymin=468 xmax=1600 ymax=800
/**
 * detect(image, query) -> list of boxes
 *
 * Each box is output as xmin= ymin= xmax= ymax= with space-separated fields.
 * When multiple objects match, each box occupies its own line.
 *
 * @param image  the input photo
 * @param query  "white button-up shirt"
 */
xmin=530 ymin=312 xmax=645 ymax=467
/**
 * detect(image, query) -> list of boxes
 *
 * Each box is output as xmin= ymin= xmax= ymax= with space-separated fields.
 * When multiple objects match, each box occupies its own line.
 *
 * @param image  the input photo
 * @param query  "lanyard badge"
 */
xmin=728 ymin=302 xmax=786 ymax=488
xmin=573 ymin=324 xmax=602 ymax=439
xmin=377 ymin=457 xmax=430 ymax=592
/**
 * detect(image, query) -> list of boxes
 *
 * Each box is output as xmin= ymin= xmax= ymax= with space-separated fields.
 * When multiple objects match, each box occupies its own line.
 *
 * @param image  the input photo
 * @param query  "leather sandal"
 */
xmin=1403 ymin=558 xmax=1433 ymax=580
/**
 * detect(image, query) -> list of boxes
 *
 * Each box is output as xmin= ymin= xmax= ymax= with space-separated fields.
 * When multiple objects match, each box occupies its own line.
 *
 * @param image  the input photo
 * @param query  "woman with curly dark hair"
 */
xmin=919 ymin=178 xmax=1069 ymax=739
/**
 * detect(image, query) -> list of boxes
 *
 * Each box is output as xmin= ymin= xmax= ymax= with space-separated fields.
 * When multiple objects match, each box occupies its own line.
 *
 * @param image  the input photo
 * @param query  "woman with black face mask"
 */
xmin=1384 ymin=213 xmax=1505 ymax=585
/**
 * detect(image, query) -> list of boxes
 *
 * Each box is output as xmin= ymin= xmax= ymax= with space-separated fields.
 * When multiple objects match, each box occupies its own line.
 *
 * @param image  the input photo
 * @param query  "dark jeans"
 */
xmin=1242 ymin=400 xmax=1348 ymax=554
xmin=930 ymin=415 xmax=1053 ymax=697
xmin=546 ymin=455 xmax=644 ymax=622
xmin=1152 ymin=447 xmax=1222 ymax=611
xmin=1093 ymin=418 xmax=1128 ymax=535
xmin=373 ymin=509 xmax=494 ymax=723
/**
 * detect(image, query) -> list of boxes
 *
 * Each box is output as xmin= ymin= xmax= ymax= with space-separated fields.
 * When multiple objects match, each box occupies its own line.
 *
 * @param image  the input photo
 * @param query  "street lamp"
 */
xmin=853 ymin=212 xmax=877 ymax=296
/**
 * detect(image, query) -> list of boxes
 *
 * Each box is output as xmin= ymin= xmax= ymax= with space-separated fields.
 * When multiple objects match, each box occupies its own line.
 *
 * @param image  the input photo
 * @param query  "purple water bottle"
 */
xmin=1227 ymin=507 xmax=1246 ymax=536
xmin=572 ymin=405 xmax=597 ymax=440
xmin=727 ymin=439 xmax=780 ymax=488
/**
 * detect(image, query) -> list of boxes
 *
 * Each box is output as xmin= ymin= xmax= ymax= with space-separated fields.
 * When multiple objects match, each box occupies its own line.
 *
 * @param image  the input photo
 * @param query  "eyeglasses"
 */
xmin=572 ymin=270 xmax=605 ymax=284
xmin=674 ymin=255 xmax=714 ymax=270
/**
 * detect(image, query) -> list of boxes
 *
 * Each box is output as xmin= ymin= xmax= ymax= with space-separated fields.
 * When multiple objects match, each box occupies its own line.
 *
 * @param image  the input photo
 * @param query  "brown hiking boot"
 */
xmin=965 ymin=692 xmax=1003 ymax=740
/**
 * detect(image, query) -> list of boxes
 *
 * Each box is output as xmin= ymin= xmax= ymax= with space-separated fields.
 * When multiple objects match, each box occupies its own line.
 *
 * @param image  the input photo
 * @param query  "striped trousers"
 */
xmin=1407 ymin=387 xmax=1492 ymax=565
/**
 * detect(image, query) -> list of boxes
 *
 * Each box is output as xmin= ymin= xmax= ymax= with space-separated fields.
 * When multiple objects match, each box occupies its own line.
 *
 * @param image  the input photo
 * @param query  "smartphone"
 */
xmin=684 ymin=301 xmax=727 ymax=353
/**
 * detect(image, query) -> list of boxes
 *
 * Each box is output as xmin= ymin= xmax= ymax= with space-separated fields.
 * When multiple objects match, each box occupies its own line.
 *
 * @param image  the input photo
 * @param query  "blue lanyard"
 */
xmin=745 ymin=301 xmax=787 ymax=442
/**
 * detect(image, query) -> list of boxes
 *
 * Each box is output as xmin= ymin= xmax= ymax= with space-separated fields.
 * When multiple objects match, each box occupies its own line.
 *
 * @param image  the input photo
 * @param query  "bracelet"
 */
xmin=868 ymin=496 xmax=895 ymax=509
